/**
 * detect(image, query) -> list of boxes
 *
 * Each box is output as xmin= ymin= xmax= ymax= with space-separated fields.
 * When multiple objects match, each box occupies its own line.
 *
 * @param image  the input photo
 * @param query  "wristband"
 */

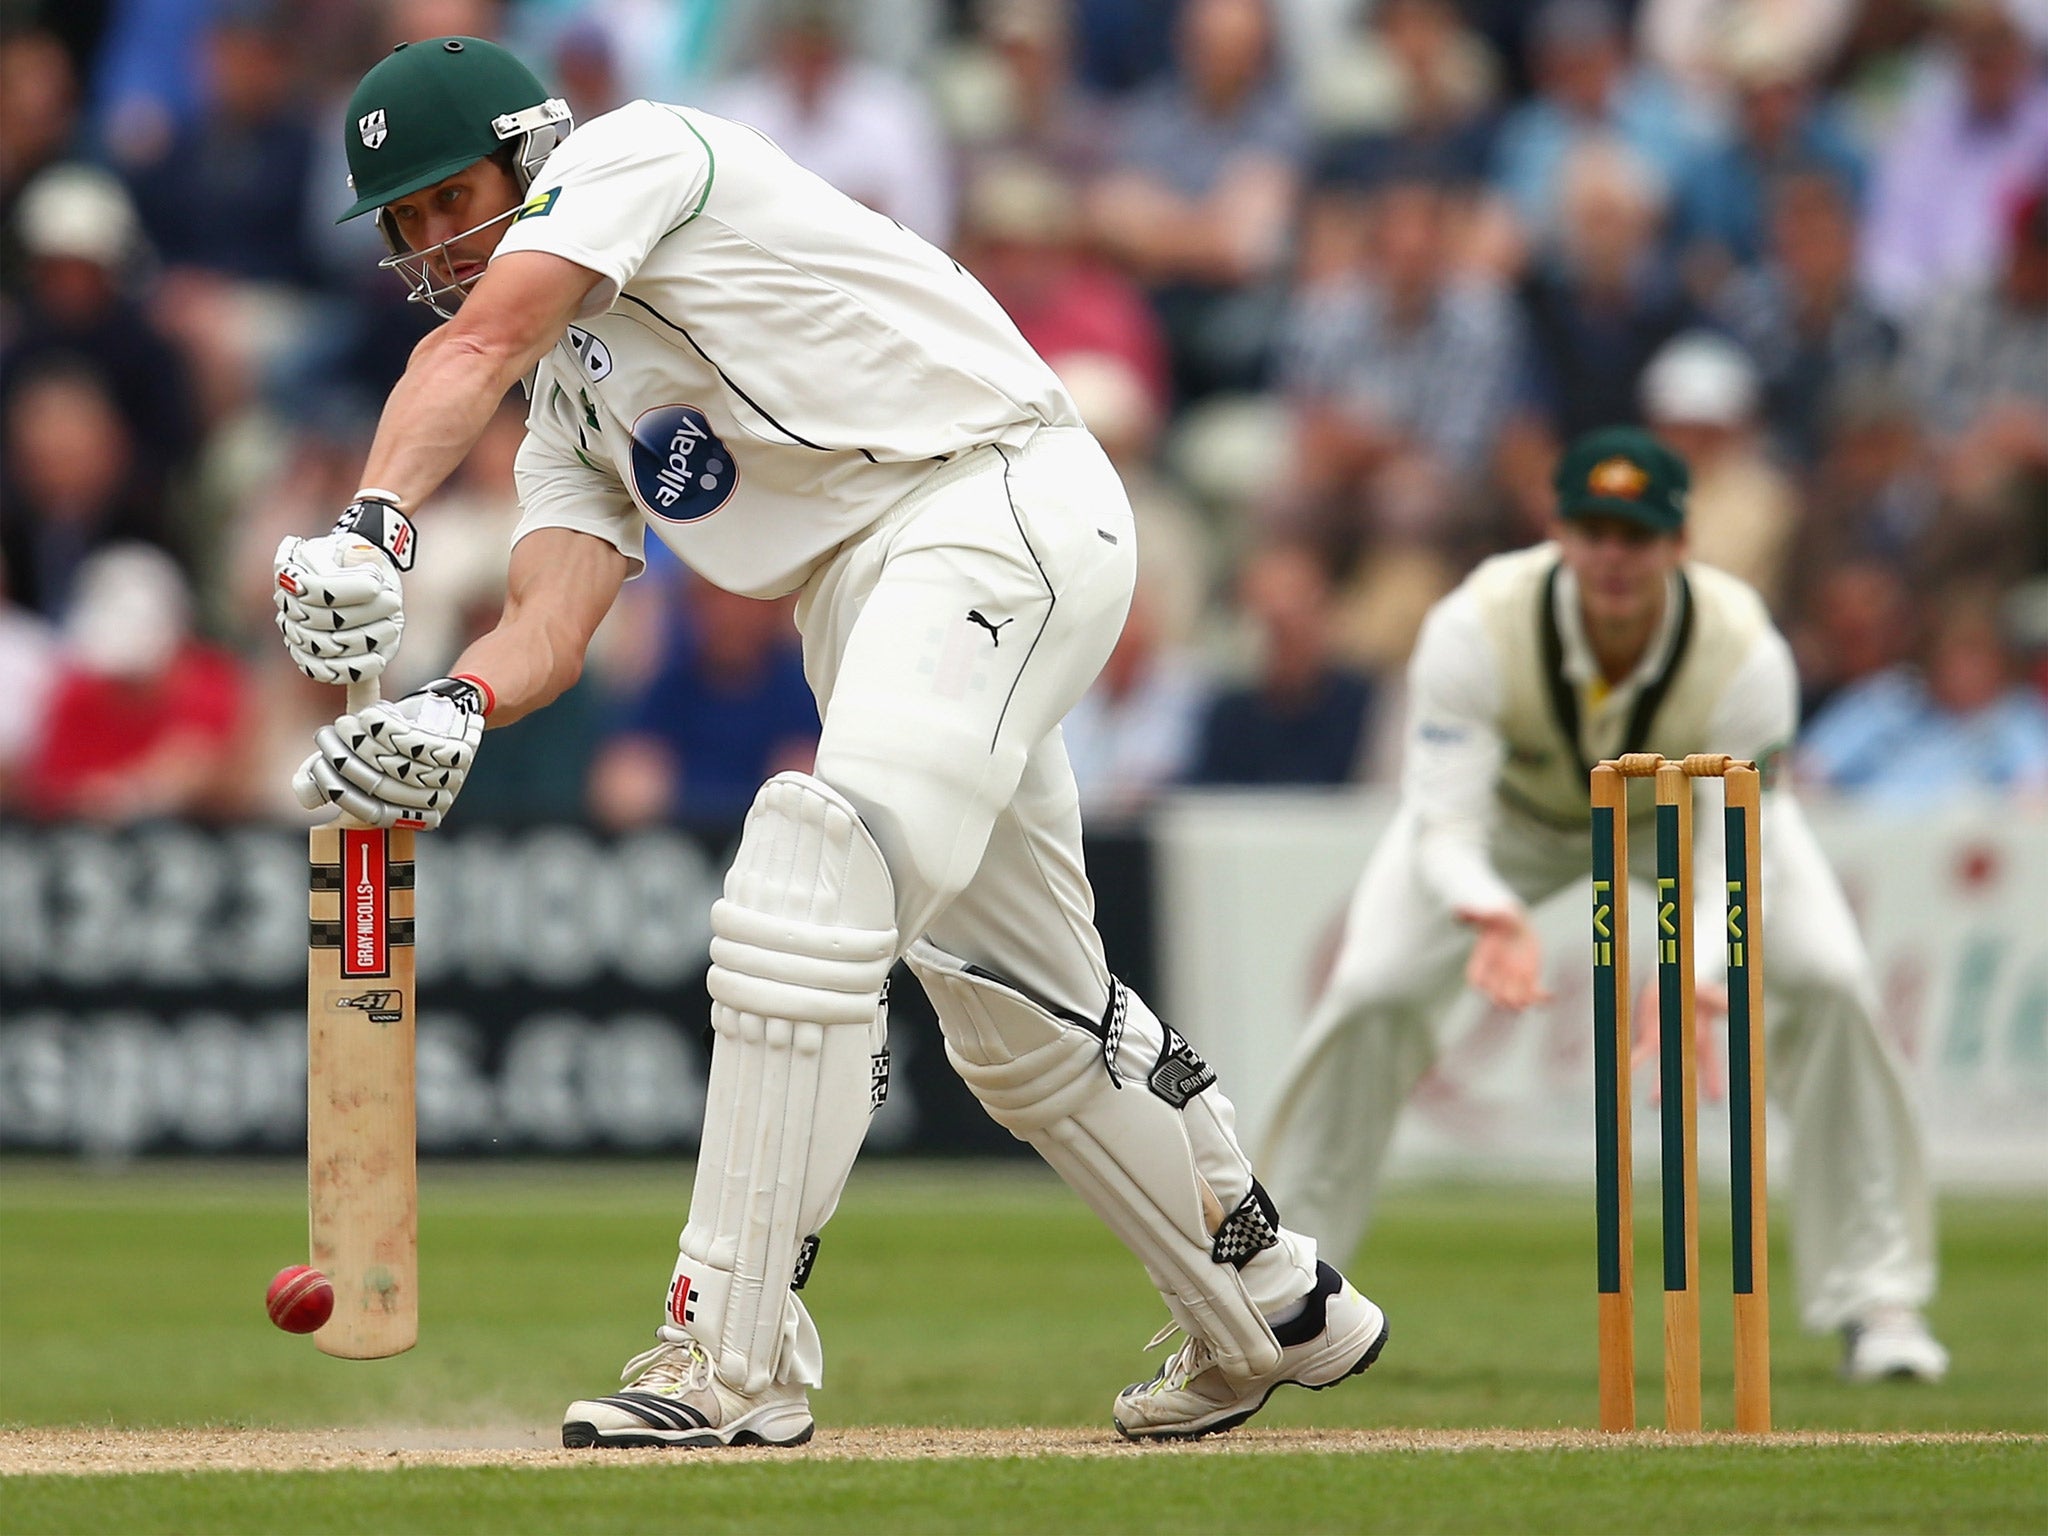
xmin=333 ymin=495 xmax=419 ymax=572
xmin=425 ymin=674 xmax=494 ymax=717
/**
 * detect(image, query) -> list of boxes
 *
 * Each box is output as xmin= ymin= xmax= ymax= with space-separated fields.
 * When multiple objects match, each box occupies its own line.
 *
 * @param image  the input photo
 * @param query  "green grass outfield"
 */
xmin=1 ymin=1162 xmax=2042 ymax=1533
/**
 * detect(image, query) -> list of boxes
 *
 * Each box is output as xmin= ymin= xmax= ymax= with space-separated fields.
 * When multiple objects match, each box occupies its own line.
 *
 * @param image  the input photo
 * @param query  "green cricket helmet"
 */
xmin=340 ymin=36 xmax=572 ymax=315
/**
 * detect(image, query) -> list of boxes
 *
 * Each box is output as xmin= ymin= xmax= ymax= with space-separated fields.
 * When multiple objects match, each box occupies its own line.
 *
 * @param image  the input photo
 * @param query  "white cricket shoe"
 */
xmin=1842 ymin=1306 xmax=1950 ymax=1384
xmin=562 ymin=1337 xmax=814 ymax=1448
xmin=1112 ymin=1261 xmax=1388 ymax=1441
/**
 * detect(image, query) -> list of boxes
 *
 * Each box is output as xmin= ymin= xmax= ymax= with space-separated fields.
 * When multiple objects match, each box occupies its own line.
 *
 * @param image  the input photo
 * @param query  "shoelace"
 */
xmin=619 ymin=1339 xmax=714 ymax=1394
xmin=1141 ymin=1322 xmax=1216 ymax=1391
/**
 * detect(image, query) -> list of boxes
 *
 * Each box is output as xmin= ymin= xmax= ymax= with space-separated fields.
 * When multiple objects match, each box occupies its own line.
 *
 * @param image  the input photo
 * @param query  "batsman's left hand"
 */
xmin=293 ymin=677 xmax=488 ymax=830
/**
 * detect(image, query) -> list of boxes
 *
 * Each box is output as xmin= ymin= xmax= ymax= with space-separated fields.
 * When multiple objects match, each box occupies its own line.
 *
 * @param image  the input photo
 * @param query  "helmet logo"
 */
xmin=359 ymin=109 xmax=388 ymax=150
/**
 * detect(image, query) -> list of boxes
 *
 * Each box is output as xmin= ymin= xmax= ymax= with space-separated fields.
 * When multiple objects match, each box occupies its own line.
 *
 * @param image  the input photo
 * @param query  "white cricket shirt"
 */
xmin=1399 ymin=543 xmax=1798 ymax=920
xmin=493 ymin=100 xmax=1080 ymax=598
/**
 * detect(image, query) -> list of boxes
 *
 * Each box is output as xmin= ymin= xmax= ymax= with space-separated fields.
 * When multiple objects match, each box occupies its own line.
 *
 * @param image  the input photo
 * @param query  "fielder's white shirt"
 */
xmin=1400 ymin=543 xmax=1798 ymax=922
xmin=493 ymin=100 xmax=1080 ymax=598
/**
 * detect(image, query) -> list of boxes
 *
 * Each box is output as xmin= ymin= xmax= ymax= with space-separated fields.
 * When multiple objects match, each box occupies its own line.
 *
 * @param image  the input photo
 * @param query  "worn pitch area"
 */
xmin=1 ymin=1427 xmax=2037 ymax=1476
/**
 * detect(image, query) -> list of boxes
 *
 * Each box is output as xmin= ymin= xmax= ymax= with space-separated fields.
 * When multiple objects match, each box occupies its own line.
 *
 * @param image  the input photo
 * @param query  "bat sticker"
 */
xmin=334 ymin=990 xmax=405 ymax=1024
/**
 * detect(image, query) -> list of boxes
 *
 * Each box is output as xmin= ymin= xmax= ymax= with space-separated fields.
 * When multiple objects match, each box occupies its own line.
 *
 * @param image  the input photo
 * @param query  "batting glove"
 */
xmin=293 ymin=676 xmax=491 ymax=830
xmin=273 ymin=494 xmax=418 ymax=686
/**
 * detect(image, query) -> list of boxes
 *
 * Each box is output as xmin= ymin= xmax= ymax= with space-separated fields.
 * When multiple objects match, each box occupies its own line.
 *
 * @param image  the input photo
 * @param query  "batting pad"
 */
xmin=677 ymin=773 xmax=897 ymax=1393
xmin=907 ymin=942 xmax=1284 ymax=1380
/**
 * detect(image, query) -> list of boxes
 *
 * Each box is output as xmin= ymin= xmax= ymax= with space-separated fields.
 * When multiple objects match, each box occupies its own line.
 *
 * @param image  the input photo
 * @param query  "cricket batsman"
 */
xmin=1259 ymin=427 xmax=1948 ymax=1383
xmin=271 ymin=37 xmax=1386 ymax=1446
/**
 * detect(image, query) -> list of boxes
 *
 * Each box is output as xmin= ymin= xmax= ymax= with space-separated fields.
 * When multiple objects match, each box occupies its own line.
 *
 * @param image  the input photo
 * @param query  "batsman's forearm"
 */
xmin=447 ymin=528 xmax=628 ymax=727
xmin=450 ymin=619 xmax=582 ymax=727
xmin=357 ymin=329 xmax=530 ymax=508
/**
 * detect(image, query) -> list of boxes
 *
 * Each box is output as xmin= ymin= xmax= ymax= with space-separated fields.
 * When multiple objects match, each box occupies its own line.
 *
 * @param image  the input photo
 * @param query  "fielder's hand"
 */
xmin=1458 ymin=908 xmax=1554 ymax=1012
xmin=293 ymin=676 xmax=490 ymax=830
xmin=272 ymin=496 xmax=418 ymax=685
xmin=1630 ymin=977 xmax=1729 ymax=1104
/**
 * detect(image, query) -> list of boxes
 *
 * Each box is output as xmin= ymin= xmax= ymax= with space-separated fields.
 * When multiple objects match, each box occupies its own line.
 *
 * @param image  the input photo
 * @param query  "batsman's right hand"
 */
xmin=274 ymin=532 xmax=404 ymax=686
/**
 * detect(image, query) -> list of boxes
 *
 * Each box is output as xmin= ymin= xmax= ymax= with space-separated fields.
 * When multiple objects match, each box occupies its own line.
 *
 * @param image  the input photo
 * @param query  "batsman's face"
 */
xmin=384 ymin=159 xmax=524 ymax=289
xmin=1558 ymin=517 xmax=1683 ymax=627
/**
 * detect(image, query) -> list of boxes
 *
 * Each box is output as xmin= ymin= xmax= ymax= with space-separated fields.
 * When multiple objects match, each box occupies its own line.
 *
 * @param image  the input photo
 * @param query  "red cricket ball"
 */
xmin=266 ymin=1265 xmax=335 ymax=1334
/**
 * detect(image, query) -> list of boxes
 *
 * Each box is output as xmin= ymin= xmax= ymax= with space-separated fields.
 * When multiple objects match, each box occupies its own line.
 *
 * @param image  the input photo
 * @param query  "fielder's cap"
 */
xmin=1555 ymin=425 xmax=1688 ymax=532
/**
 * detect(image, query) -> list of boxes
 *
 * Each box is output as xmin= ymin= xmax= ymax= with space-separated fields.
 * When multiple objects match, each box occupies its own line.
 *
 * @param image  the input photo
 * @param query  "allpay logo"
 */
xmin=627 ymin=404 xmax=738 ymax=523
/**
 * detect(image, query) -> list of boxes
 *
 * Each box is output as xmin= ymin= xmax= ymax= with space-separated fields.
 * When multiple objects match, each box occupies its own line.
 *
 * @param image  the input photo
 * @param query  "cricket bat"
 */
xmin=306 ymin=678 xmax=418 ymax=1358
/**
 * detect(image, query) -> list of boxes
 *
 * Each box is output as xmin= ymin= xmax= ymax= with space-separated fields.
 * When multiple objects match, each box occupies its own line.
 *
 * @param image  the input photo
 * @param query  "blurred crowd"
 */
xmin=4 ymin=0 xmax=2048 ymax=828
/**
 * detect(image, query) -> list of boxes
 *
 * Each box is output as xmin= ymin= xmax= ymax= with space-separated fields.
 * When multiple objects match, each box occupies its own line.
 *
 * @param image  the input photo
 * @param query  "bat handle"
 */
xmin=335 ymin=679 xmax=381 ymax=831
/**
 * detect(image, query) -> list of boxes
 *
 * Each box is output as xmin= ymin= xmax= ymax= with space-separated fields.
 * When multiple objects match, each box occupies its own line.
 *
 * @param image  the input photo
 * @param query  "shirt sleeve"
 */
xmin=492 ymin=101 xmax=715 ymax=318
xmin=511 ymin=385 xmax=647 ymax=575
xmin=1706 ymin=623 xmax=1799 ymax=771
xmin=1400 ymin=588 xmax=1522 ymax=919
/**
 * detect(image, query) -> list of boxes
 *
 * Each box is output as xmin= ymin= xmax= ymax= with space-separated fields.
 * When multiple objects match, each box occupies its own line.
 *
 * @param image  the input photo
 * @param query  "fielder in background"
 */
xmin=1259 ymin=427 xmax=1948 ymax=1384
xmin=271 ymin=36 xmax=1387 ymax=1447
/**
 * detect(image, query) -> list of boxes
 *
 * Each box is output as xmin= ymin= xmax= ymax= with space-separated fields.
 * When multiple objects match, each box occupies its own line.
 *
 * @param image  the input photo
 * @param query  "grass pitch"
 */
xmin=1 ymin=1162 xmax=2042 ymax=1532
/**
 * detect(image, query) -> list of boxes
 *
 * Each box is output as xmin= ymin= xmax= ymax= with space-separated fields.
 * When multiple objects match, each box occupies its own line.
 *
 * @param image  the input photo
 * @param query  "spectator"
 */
xmin=120 ymin=0 xmax=322 ymax=287
xmin=1489 ymin=0 xmax=1705 ymax=248
xmin=1068 ymin=0 xmax=1180 ymax=96
xmin=1 ymin=363 xmax=174 ymax=620
xmin=1907 ymin=183 xmax=2048 ymax=581
xmin=1524 ymin=140 xmax=1695 ymax=437
xmin=89 ymin=0 xmax=212 ymax=169
xmin=17 ymin=543 xmax=247 ymax=822
xmin=1640 ymin=0 xmax=1859 ymax=116
xmin=510 ymin=2 xmax=681 ymax=112
xmin=1827 ymin=0 xmax=1939 ymax=142
xmin=587 ymin=568 xmax=820 ymax=828
xmin=1791 ymin=559 xmax=1918 ymax=720
xmin=958 ymin=157 xmax=1170 ymax=415
xmin=1789 ymin=376 xmax=1940 ymax=615
xmin=1861 ymin=0 xmax=2048 ymax=317
xmin=1714 ymin=168 xmax=1899 ymax=468
xmin=948 ymin=0 xmax=1112 ymax=180
xmin=1670 ymin=27 xmax=1866 ymax=284
xmin=710 ymin=0 xmax=955 ymax=246
xmin=1641 ymin=330 xmax=1801 ymax=610
xmin=1800 ymin=584 xmax=2048 ymax=803
xmin=1500 ymin=138 xmax=1699 ymax=531
xmin=1088 ymin=0 xmax=1304 ymax=400
xmin=1189 ymin=542 xmax=1372 ymax=785
xmin=0 ymin=548 xmax=60 ymax=800
xmin=1 ymin=165 xmax=200 ymax=478
xmin=1281 ymin=173 xmax=1522 ymax=556
xmin=0 ymin=28 xmax=81 ymax=304
xmin=549 ymin=20 xmax=629 ymax=124
xmin=1305 ymin=0 xmax=1501 ymax=185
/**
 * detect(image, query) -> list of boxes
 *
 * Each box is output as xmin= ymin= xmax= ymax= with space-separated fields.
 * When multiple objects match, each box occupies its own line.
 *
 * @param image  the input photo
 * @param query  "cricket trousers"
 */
xmin=1259 ymin=795 xmax=1937 ymax=1333
xmin=763 ymin=425 xmax=1317 ymax=1354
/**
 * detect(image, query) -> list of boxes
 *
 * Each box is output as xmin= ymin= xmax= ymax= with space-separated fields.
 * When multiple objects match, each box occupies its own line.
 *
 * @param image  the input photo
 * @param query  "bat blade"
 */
xmin=307 ymin=820 xmax=418 ymax=1358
